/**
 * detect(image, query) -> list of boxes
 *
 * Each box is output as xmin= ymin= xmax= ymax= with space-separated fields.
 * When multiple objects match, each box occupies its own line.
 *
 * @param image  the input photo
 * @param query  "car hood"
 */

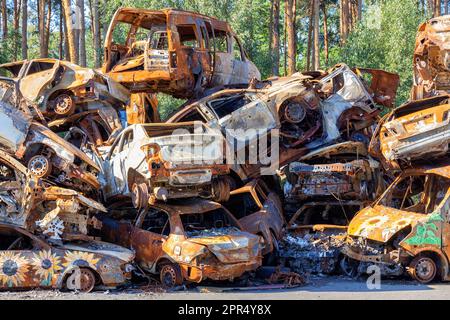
xmin=348 ymin=205 xmax=425 ymax=243
xmin=187 ymin=228 xmax=261 ymax=263
xmin=62 ymin=241 xmax=134 ymax=262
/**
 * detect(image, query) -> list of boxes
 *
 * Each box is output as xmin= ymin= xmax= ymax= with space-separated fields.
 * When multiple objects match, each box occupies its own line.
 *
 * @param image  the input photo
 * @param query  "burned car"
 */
xmin=98 ymin=122 xmax=232 ymax=207
xmin=0 ymin=223 xmax=134 ymax=292
xmin=371 ymin=95 xmax=450 ymax=170
xmin=0 ymin=149 xmax=106 ymax=241
xmin=99 ymin=199 xmax=263 ymax=287
xmin=0 ymin=101 xmax=101 ymax=194
xmin=341 ymin=162 xmax=450 ymax=283
xmin=167 ymin=64 xmax=399 ymax=180
xmin=0 ymin=58 xmax=129 ymax=125
xmin=102 ymin=7 xmax=260 ymax=98
xmin=412 ymin=15 xmax=450 ymax=99
xmin=284 ymin=141 xmax=383 ymax=225
xmin=222 ymin=179 xmax=285 ymax=256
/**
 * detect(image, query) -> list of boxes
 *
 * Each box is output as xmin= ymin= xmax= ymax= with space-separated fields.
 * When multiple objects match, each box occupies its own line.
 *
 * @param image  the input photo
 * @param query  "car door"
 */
xmin=0 ymin=226 xmax=51 ymax=289
xmin=19 ymin=60 xmax=61 ymax=103
xmin=130 ymin=208 xmax=170 ymax=272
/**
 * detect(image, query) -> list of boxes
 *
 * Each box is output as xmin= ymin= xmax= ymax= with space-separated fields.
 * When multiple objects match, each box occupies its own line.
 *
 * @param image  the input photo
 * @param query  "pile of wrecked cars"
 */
xmin=2 ymin=7 xmax=450 ymax=294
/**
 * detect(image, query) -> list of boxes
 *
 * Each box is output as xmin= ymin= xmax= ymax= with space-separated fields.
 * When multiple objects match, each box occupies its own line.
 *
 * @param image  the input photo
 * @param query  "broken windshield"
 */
xmin=207 ymin=93 xmax=253 ymax=119
xmin=377 ymin=174 xmax=450 ymax=214
xmin=181 ymin=208 xmax=239 ymax=236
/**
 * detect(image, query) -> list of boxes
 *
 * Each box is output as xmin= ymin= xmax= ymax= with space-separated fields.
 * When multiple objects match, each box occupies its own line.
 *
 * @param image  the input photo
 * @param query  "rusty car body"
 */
xmin=0 ymin=149 xmax=106 ymax=241
xmin=102 ymin=7 xmax=261 ymax=98
xmin=284 ymin=141 xmax=383 ymax=226
xmin=0 ymin=101 xmax=101 ymax=194
xmin=222 ymin=179 xmax=285 ymax=256
xmin=0 ymin=223 xmax=134 ymax=292
xmin=412 ymin=15 xmax=450 ymax=99
xmin=98 ymin=121 xmax=232 ymax=207
xmin=372 ymin=95 xmax=450 ymax=169
xmin=167 ymin=64 xmax=399 ymax=180
xmin=0 ymin=58 xmax=129 ymax=120
xmin=98 ymin=199 xmax=263 ymax=287
xmin=341 ymin=162 xmax=450 ymax=283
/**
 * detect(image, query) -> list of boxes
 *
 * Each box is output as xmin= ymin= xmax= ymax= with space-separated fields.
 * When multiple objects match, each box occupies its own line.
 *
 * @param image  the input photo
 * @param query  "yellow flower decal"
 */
xmin=0 ymin=252 xmax=29 ymax=287
xmin=63 ymin=251 xmax=100 ymax=269
xmin=31 ymin=250 xmax=62 ymax=285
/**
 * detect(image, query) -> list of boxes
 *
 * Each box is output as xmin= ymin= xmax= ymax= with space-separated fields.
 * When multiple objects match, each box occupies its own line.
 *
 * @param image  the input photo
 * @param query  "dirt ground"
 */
xmin=1 ymin=276 xmax=449 ymax=300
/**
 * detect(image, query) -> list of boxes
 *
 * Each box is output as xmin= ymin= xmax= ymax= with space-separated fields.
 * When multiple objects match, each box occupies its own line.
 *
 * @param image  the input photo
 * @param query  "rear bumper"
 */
xmin=180 ymin=259 xmax=262 ymax=283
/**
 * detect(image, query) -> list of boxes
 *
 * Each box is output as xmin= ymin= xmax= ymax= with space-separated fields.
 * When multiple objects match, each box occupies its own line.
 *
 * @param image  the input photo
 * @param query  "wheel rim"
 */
xmin=340 ymin=256 xmax=357 ymax=277
xmin=78 ymin=269 xmax=96 ymax=292
xmin=28 ymin=155 xmax=50 ymax=177
xmin=161 ymin=266 xmax=177 ymax=287
xmin=414 ymin=258 xmax=436 ymax=282
xmin=54 ymin=94 xmax=74 ymax=115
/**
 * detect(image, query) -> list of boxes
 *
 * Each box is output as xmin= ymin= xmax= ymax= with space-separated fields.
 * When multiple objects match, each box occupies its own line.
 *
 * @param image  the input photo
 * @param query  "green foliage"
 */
xmin=331 ymin=0 xmax=429 ymax=105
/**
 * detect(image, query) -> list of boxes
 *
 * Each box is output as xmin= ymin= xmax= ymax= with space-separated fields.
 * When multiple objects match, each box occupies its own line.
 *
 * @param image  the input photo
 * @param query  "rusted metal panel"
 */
xmin=412 ymin=15 xmax=450 ymax=99
xmin=0 ymin=223 xmax=133 ymax=291
xmin=103 ymin=7 xmax=260 ymax=98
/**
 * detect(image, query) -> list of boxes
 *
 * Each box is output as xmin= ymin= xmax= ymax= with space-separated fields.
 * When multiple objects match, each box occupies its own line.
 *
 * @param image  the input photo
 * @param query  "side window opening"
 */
xmin=0 ymin=228 xmax=34 ymax=250
xmin=212 ymin=29 xmax=228 ymax=52
xmin=112 ymin=22 xmax=132 ymax=46
xmin=208 ymin=93 xmax=253 ymax=118
xmin=122 ymin=130 xmax=134 ymax=151
xmin=141 ymin=208 xmax=170 ymax=236
xmin=150 ymin=30 xmax=169 ymax=50
xmin=178 ymin=25 xmax=199 ymax=48
xmin=232 ymin=36 xmax=243 ymax=61
xmin=178 ymin=108 xmax=207 ymax=122
xmin=181 ymin=208 xmax=238 ymax=235
xmin=26 ymin=62 xmax=55 ymax=76
xmin=223 ymin=192 xmax=260 ymax=219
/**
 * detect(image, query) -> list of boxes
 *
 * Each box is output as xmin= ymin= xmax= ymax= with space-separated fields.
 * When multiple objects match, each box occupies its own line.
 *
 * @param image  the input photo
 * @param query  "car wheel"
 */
xmin=28 ymin=155 xmax=52 ymax=178
xmin=212 ymin=177 xmax=231 ymax=202
xmin=408 ymin=256 xmax=437 ymax=284
xmin=131 ymin=183 xmax=149 ymax=210
xmin=54 ymin=94 xmax=75 ymax=116
xmin=160 ymin=263 xmax=183 ymax=288
xmin=339 ymin=255 xmax=359 ymax=277
xmin=65 ymin=268 xmax=96 ymax=293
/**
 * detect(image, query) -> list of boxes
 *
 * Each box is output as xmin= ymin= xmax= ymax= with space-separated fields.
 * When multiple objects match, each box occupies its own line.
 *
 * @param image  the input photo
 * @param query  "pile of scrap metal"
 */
xmin=338 ymin=15 xmax=450 ymax=284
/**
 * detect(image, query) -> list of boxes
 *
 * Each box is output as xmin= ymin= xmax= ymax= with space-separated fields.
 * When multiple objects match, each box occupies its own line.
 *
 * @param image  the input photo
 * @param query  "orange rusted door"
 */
xmin=130 ymin=209 xmax=170 ymax=271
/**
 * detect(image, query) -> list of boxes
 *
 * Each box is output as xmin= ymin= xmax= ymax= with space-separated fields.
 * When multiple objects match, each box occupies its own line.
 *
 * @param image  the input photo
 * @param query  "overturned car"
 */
xmin=99 ymin=199 xmax=263 ymax=287
xmin=103 ymin=8 xmax=260 ymax=98
xmin=0 ymin=101 xmax=101 ymax=195
xmin=371 ymin=95 xmax=450 ymax=170
xmin=341 ymin=162 xmax=450 ymax=283
xmin=0 ymin=58 xmax=129 ymax=146
xmin=167 ymin=63 xmax=399 ymax=180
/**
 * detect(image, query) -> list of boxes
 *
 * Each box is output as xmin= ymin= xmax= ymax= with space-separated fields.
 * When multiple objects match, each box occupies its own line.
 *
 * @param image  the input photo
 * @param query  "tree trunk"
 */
xmin=13 ymin=0 xmax=21 ymax=59
xmin=306 ymin=0 xmax=314 ymax=70
xmin=271 ymin=0 xmax=280 ymax=76
xmin=445 ymin=0 xmax=448 ymax=14
xmin=62 ymin=0 xmax=78 ymax=63
xmin=44 ymin=0 xmax=51 ymax=57
xmin=313 ymin=0 xmax=320 ymax=70
xmin=62 ymin=9 xmax=70 ymax=61
xmin=38 ymin=0 xmax=47 ymax=57
xmin=2 ymin=0 xmax=7 ymax=40
xmin=286 ymin=0 xmax=296 ymax=75
xmin=59 ymin=1 xmax=63 ymax=59
xmin=77 ymin=0 xmax=86 ymax=66
xmin=21 ymin=0 xmax=27 ymax=59
xmin=283 ymin=3 xmax=287 ymax=75
xmin=322 ymin=3 xmax=329 ymax=66
xmin=435 ymin=0 xmax=441 ymax=16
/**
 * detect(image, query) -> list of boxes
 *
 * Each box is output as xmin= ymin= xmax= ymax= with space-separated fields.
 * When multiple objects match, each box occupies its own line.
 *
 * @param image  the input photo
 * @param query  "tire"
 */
xmin=28 ymin=155 xmax=52 ymax=178
xmin=339 ymin=255 xmax=359 ymax=277
xmin=131 ymin=183 xmax=149 ymax=210
xmin=408 ymin=256 xmax=437 ymax=284
xmin=211 ymin=177 xmax=231 ymax=202
xmin=263 ymin=233 xmax=280 ymax=266
xmin=160 ymin=263 xmax=183 ymax=288
xmin=54 ymin=94 xmax=75 ymax=116
xmin=65 ymin=268 xmax=96 ymax=293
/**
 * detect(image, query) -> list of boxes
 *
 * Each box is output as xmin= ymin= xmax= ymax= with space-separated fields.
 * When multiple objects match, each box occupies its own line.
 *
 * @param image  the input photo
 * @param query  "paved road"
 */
xmin=1 ymin=276 xmax=450 ymax=300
